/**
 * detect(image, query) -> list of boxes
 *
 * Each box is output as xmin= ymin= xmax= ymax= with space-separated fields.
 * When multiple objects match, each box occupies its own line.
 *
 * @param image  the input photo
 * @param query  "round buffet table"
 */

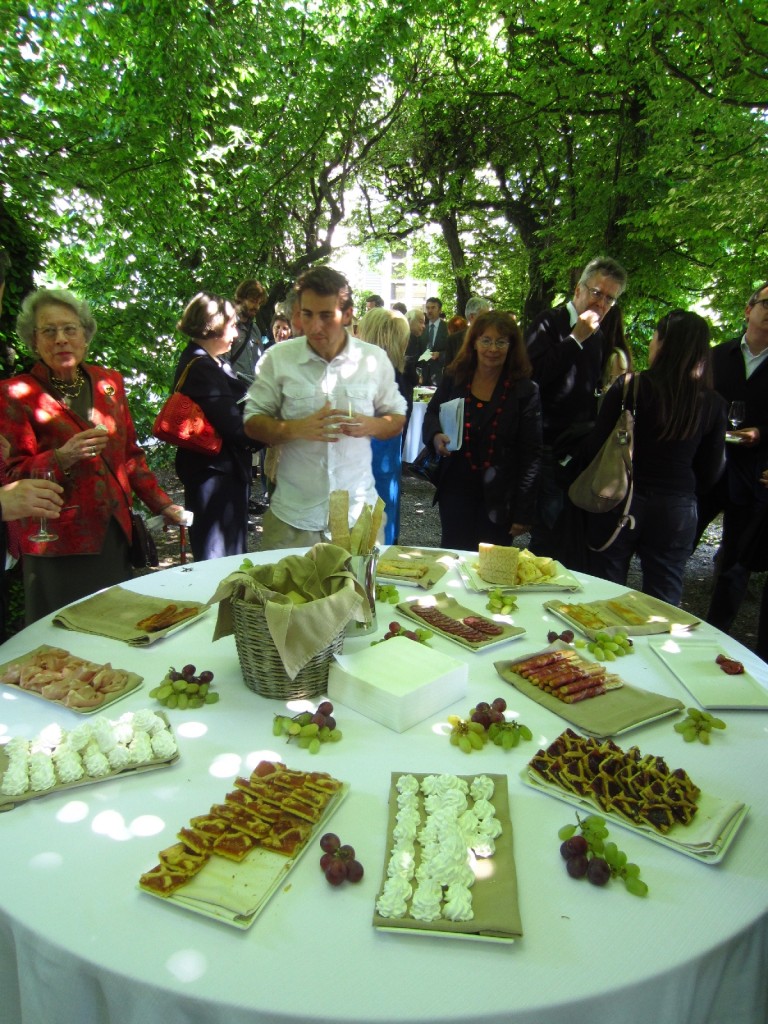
xmin=0 ymin=550 xmax=766 ymax=1024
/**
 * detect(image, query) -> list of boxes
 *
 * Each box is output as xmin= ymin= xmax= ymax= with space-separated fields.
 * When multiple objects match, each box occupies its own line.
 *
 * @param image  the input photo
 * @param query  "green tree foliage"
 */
xmin=0 ymin=0 xmax=765 ymax=428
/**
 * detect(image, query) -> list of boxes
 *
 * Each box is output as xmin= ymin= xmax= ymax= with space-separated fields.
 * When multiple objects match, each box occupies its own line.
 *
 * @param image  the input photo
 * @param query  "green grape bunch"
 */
xmin=375 ymin=583 xmax=400 ymax=605
xmin=674 ymin=707 xmax=726 ymax=744
xmin=575 ymin=630 xmax=634 ymax=662
xmin=447 ymin=697 xmax=532 ymax=753
xmin=149 ymin=665 xmax=220 ymax=710
xmin=273 ymin=700 xmax=342 ymax=754
xmin=558 ymin=814 xmax=648 ymax=897
xmin=486 ymin=588 xmax=518 ymax=615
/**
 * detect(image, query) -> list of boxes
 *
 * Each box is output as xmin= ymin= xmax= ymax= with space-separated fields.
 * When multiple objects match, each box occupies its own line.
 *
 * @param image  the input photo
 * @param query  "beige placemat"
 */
xmin=545 ymin=590 xmax=700 ymax=639
xmin=373 ymin=772 xmax=522 ymax=941
xmin=53 ymin=587 xmax=206 ymax=646
xmin=496 ymin=647 xmax=684 ymax=737
xmin=397 ymin=592 xmax=525 ymax=650
xmin=378 ymin=546 xmax=458 ymax=589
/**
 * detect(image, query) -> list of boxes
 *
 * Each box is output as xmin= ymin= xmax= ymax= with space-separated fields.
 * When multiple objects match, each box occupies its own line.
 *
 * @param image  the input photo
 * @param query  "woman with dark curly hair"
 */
xmin=422 ymin=310 xmax=542 ymax=549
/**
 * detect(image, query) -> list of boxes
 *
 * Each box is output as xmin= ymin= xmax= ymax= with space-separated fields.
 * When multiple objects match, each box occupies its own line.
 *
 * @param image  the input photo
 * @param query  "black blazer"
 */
xmin=525 ymin=304 xmax=608 ymax=445
xmin=712 ymin=337 xmax=768 ymax=502
xmin=418 ymin=319 xmax=450 ymax=385
xmin=171 ymin=343 xmax=260 ymax=484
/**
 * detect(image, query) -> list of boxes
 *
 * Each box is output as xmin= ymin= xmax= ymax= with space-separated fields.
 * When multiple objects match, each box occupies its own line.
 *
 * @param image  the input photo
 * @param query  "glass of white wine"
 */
xmin=29 ymin=467 xmax=58 ymax=543
xmin=728 ymin=401 xmax=746 ymax=430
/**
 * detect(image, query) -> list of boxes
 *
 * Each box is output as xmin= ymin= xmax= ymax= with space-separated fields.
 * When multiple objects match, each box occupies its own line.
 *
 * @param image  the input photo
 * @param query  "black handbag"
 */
xmin=409 ymin=446 xmax=444 ymax=486
xmin=129 ymin=511 xmax=158 ymax=569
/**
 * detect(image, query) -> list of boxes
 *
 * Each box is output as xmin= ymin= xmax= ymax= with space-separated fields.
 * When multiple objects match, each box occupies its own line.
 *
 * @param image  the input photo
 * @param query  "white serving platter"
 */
xmin=649 ymin=639 xmax=768 ymax=710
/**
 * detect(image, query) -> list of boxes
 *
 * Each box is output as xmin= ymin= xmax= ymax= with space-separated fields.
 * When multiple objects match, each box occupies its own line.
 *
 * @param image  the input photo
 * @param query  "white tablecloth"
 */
xmin=403 ymin=400 xmax=429 ymax=463
xmin=1 ymin=551 xmax=767 ymax=1024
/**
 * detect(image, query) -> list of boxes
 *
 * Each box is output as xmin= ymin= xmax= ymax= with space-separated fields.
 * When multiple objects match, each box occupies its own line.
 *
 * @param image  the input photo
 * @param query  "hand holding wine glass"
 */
xmin=29 ymin=468 xmax=59 ymax=543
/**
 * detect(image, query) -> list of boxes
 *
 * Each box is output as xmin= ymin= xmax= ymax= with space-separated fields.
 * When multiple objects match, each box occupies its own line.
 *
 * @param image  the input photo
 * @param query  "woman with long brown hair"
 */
xmin=422 ymin=310 xmax=542 ymax=549
xmin=584 ymin=309 xmax=727 ymax=604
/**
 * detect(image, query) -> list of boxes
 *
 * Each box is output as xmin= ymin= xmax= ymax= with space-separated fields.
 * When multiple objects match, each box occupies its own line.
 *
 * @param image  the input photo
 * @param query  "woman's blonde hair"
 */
xmin=357 ymin=308 xmax=409 ymax=372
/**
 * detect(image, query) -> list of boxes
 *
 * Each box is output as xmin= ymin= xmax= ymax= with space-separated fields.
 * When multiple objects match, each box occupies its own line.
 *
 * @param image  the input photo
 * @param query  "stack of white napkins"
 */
xmin=328 ymin=636 xmax=467 ymax=732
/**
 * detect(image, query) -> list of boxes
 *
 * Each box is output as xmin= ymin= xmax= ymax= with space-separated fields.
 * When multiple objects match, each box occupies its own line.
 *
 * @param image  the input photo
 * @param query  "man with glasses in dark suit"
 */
xmin=525 ymin=256 xmax=628 ymax=557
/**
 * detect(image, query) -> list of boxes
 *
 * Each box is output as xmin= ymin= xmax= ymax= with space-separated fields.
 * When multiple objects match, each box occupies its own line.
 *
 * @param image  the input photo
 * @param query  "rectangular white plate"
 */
xmin=649 ymin=639 xmax=768 ymax=710
xmin=141 ymin=783 xmax=348 ymax=929
xmin=0 ymin=713 xmax=178 ymax=811
xmin=456 ymin=558 xmax=582 ymax=593
xmin=522 ymin=768 xmax=748 ymax=864
xmin=397 ymin=594 xmax=525 ymax=652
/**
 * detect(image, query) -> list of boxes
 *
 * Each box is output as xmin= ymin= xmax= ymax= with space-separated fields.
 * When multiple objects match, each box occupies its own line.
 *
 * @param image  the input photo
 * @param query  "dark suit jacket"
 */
xmin=418 ymin=318 xmax=449 ymax=385
xmin=711 ymin=337 xmax=768 ymax=504
xmin=525 ymin=304 xmax=608 ymax=445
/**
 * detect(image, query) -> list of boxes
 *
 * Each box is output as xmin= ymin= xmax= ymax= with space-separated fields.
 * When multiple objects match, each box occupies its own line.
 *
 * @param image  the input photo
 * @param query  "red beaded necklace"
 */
xmin=463 ymin=374 xmax=511 ymax=471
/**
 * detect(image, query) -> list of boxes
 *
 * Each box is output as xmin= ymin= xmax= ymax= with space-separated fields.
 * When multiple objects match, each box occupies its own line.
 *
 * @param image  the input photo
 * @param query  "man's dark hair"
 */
xmin=391 ymin=302 xmax=407 ymax=315
xmin=296 ymin=266 xmax=354 ymax=312
xmin=234 ymin=278 xmax=266 ymax=305
xmin=426 ymin=296 xmax=443 ymax=310
xmin=367 ymin=294 xmax=384 ymax=307
xmin=747 ymin=282 xmax=768 ymax=307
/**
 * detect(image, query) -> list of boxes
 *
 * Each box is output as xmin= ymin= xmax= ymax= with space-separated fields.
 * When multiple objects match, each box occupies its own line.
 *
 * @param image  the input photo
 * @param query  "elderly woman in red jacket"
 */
xmin=1 ymin=287 xmax=185 ymax=623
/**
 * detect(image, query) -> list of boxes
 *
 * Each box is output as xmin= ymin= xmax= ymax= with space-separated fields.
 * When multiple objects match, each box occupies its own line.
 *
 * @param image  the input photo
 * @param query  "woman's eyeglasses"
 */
xmin=35 ymin=324 xmax=82 ymax=341
xmin=477 ymin=337 xmax=510 ymax=349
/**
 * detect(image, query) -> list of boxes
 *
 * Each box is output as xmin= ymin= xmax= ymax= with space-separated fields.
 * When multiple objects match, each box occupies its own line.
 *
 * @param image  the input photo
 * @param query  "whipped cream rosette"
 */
xmin=0 ymin=710 xmax=179 ymax=809
xmin=374 ymin=772 xmax=522 ymax=942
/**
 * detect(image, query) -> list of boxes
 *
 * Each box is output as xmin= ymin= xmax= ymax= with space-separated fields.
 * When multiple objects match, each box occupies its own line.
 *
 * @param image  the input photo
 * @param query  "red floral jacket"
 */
xmin=0 ymin=362 xmax=172 ymax=556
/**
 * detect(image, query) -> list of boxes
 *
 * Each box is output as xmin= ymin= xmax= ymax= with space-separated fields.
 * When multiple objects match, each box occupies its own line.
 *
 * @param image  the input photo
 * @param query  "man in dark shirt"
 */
xmin=525 ymin=256 xmax=628 ymax=557
xmin=700 ymin=281 xmax=768 ymax=657
xmin=228 ymin=278 xmax=267 ymax=384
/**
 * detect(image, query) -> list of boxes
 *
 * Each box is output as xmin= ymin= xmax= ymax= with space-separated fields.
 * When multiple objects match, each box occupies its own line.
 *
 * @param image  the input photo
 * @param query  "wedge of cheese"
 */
xmin=477 ymin=543 xmax=520 ymax=585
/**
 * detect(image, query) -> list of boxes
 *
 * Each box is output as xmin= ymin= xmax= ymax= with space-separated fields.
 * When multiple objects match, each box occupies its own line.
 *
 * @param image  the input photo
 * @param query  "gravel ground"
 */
xmin=150 ymin=469 xmax=762 ymax=658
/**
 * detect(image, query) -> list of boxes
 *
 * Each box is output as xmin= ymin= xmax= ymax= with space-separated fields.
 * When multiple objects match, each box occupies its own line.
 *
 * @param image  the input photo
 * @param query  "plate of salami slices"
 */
xmin=397 ymin=593 xmax=525 ymax=651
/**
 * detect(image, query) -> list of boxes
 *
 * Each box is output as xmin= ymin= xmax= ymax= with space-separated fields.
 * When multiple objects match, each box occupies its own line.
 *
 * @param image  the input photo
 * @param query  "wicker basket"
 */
xmin=231 ymin=597 xmax=346 ymax=700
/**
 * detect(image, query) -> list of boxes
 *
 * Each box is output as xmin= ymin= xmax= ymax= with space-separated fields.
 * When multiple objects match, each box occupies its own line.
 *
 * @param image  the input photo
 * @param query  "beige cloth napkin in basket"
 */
xmin=208 ymin=543 xmax=366 ymax=679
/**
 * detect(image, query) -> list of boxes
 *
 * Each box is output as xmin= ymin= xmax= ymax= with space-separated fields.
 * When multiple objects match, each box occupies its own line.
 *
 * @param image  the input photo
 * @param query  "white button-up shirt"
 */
xmin=244 ymin=332 xmax=406 ymax=531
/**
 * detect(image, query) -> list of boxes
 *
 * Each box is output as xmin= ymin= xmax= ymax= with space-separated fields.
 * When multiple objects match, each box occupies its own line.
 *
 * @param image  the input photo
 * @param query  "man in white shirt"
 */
xmin=243 ymin=266 xmax=407 ymax=549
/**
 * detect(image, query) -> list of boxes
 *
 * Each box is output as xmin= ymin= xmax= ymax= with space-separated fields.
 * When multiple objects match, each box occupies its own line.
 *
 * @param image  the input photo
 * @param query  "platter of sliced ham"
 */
xmin=0 ymin=645 xmax=142 ymax=713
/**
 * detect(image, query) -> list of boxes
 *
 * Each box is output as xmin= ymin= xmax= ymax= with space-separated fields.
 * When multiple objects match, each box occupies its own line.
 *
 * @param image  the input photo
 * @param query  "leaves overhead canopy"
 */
xmin=0 ymin=0 xmax=765 ymax=416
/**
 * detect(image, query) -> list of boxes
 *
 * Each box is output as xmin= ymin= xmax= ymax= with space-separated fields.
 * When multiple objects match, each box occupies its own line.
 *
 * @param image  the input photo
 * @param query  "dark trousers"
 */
xmin=587 ymin=491 xmax=697 ymax=606
xmin=437 ymin=466 xmax=512 ymax=551
xmin=702 ymin=492 xmax=768 ymax=660
xmin=182 ymin=471 xmax=249 ymax=561
xmin=529 ymin=448 xmax=565 ymax=558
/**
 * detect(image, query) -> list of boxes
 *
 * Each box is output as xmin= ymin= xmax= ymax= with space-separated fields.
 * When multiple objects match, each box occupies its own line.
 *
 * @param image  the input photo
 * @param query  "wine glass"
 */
xmin=29 ymin=468 xmax=58 ymax=543
xmin=728 ymin=401 xmax=746 ymax=430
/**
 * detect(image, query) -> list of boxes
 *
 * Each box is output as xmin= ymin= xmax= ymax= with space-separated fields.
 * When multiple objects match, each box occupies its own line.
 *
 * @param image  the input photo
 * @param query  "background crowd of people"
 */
xmin=1 ymin=251 xmax=766 ymax=661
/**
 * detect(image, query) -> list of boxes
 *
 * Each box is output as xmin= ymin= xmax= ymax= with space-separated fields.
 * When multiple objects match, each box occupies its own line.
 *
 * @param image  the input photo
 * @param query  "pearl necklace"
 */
xmin=50 ymin=369 xmax=85 ymax=400
xmin=463 ymin=375 xmax=511 ymax=471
